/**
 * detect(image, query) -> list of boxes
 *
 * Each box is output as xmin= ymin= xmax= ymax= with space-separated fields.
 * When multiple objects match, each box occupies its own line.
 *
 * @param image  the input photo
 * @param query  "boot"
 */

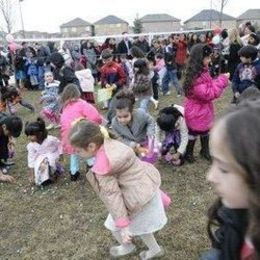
xmin=200 ymin=135 xmax=211 ymax=161
xmin=184 ymin=139 xmax=196 ymax=163
xmin=70 ymin=171 xmax=80 ymax=181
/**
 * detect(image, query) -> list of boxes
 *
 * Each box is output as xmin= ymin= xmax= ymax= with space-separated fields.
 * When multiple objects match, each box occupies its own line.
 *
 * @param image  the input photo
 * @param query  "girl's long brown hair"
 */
xmin=208 ymin=100 xmax=260 ymax=258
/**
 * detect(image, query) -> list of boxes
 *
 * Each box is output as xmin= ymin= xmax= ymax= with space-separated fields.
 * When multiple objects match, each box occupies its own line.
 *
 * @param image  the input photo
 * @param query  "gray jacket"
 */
xmin=111 ymin=109 xmax=156 ymax=148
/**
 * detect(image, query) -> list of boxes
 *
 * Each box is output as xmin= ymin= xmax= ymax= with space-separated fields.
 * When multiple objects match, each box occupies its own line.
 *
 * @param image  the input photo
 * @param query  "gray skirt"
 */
xmin=104 ymin=190 xmax=167 ymax=236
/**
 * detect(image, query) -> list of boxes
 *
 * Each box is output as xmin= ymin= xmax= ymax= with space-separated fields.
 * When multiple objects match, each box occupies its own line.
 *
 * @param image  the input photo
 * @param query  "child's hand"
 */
xmin=0 ymin=172 xmax=15 ymax=183
xmin=224 ymin=72 xmax=230 ymax=79
xmin=172 ymin=152 xmax=181 ymax=161
xmin=105 ymin=83 xmax=111 ymax=88
xmin=235 ymin=92 xmax=240 ymax=98
xmin=121 ymin=227 xmax=132 ymax=244
xmin=135 ymin=146 xmax=149 ymax=156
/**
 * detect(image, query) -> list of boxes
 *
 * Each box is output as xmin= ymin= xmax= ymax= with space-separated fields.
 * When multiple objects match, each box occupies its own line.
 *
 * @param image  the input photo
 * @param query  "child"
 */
xmin=157 ymin=105 xmax=188 ymax=165
xmin=0 ymin=112 xmax=23 ymax=182
xmin=232 ymin=45 xmax=260 ymax=102
xmin=60 ymin=83 xmax=103 ymax=181
xmin=201 ymin=100 xmax=260 ymax=259
xmin=132 ymin=59 xmax=153 ymax=112
xmin=154 ymin=53 xmax=166 ymax=86
xmin=0 ymin=86 xmax=34 ymax=114
xmin=100 ymin=49 xmax=126 ymax=124
xmin=75 ymin=64 xmax=95 ymax=104
xmin=25 ymin=118 xmax=63 ymax=186
xmin=40 ymin=71 xmax=60 ymax=130
xmin=120 ymin=54 xmax=134 ymax=86
xmin=183 ymin=44 xmax=229 ymax=163
xmin=69 ymin=120 xmax=167 ymax=259
xmin=111 ymin=90 xmax=159 ymax=163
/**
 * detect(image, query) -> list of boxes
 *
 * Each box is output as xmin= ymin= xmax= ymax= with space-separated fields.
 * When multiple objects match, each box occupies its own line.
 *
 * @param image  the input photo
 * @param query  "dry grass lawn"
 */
xmin=0 ymin=87 xmax=233 ymax=259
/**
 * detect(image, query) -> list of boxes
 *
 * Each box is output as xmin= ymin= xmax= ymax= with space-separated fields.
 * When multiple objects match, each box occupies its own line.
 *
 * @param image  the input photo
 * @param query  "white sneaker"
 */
xmin=54 ymin=124 xmax=61 ymax=129
xmin=153 ymin=100 xmax=159 ymax=110
xmin=110 ymin=244 xmax=136 ymax=257
xmin=46 ymin=124 xmax=55 ymax=130
xmin=139 ymin=247 xmax=164 ymax=259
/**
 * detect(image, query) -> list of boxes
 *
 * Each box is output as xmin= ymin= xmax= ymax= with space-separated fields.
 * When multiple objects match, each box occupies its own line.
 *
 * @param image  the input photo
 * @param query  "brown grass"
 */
xmin=0 ymin=87 xmax=233 ymax=259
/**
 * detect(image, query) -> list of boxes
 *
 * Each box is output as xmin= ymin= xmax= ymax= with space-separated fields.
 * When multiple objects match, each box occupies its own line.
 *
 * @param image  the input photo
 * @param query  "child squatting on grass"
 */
xmin=201 ymin=100 xmax=260 ymax=259
xmin=0 ymin=113 xmax=23 ymax=183
xmin=25 ymin=117 xmax=63 ymax=186
xmin=69 ymin=120 xmax=171 ymax=259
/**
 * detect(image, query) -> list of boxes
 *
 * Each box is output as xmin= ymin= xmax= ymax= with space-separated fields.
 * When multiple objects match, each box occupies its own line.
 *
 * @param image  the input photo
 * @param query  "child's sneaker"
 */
xmin=46 ymin=124 xmax=55 ymax=130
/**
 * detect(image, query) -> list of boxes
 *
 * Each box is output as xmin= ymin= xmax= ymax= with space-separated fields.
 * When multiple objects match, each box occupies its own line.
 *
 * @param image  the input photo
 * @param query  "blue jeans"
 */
xmin=162 ymin=69 xmax=181 ymax=95
xmin=70 ymin=154 xmax=95 ymax=175
xmin=138 ymin=96 xmax=151 ymax=112
xmin=70 ymin=154 xmax=80 ymax=175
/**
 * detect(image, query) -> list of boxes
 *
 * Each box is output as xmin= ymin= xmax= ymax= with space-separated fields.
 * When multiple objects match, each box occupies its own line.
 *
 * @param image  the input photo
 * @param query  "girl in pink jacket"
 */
xmin=69 ymin=120 xmax=168 ymax=259
xmin=60 ymin=84 xmax=103 ymax=181
xmin=183 ymin=44 xmax=229 ymax=163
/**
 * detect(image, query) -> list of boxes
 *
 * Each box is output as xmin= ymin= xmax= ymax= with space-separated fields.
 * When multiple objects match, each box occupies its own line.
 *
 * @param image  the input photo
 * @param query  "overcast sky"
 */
xmin=7 ymin=0 xmax=260 ymax=33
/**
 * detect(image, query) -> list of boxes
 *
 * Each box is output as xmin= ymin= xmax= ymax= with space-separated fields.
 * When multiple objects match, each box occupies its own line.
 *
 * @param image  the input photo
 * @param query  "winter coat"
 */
xmin=112 ymin=109 xmax=156 ymax=148
xmin=86 ymin=138 xmax=161 ymax=228
xmin=100 ymin=61 xmax=126 ymax=88
xmin=176 ymin=40 xmax=188 ymax=66
xmin=184 ymin=68 xmax=228 ymax=132
xmin=132 ymin=73 xmax=153 ymax=97
xmin=41 ymin=80 xmax=60 ymax=111
xmin=75 ymin=69 xmax=94 ymax=92
xmin=60 ymin=99 xmax=102 ymax=154
xmin=232 ymin=59 xmax=260 ymax=94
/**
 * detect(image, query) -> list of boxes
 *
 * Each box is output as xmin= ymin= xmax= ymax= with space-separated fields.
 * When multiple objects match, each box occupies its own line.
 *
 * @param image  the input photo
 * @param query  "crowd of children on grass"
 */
xmin=0 ymin=22 xmax=260 ymax=259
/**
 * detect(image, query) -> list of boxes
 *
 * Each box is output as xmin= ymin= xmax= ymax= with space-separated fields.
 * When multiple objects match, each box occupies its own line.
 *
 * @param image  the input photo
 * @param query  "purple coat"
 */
xmin=184 ymin=68 xmax=228 ymax=132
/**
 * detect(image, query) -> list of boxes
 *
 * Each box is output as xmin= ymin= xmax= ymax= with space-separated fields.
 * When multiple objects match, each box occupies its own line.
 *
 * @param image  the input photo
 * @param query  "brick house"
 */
xmin=60 ymin=18 xmax=93 ymax=37
xmin=140 ymin=14 xmax=181 ymax=33
xmin=13 ymin=31 xmax=61 ymax=39
xmin=184 ymin=9 xmax=237 ymax=30
xmin=237 ymin=9 xmax=260 ymax=28
xmin=94 ymin=15 xmax=128 ymax=36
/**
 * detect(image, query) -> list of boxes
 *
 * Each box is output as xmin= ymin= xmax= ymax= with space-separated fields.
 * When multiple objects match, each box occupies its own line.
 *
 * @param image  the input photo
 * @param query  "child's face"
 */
xmin=203 ymin=56 xmax=211 ymax=66
xmin=240 ymin=56 xmax=251 ymax=64
xmin=103 ymin=57 xmax=113 ymax=64
xmin=116 ymin=109 xmax=132 ymax=125
xmin=74 ymin=143 xmax=97 ymax=159
xmin=28 ymin=135 xmax=37 ymax=142
xmin=44 ymin=73 xmax=54 ymax=84
xmin=207 ymin=121 xmax=249 ymax=209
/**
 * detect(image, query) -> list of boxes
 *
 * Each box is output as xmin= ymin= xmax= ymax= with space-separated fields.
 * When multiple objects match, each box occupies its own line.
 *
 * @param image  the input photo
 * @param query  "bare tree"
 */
xmin=0 ymin=0 xmax=15 ymax=33
xmin=218 ymin=0 xmax=229 ymax=27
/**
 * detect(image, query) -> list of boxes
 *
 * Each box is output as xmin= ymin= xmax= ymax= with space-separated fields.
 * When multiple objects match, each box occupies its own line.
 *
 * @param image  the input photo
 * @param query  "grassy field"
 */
xmin=0 ymin=87 xmax=232 ymax=260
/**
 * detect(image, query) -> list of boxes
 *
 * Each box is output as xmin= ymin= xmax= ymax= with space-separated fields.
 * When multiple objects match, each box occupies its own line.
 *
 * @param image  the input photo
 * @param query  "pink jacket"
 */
xmin=154 ymin=58 xmax=165 ymax=72
xmin=86 ymin=139 xmax=161 ymax=229
xmin=60 ymin=99 xmax=102 ymax=154
xmin=184 ymin=69 xmax=228 ymax=132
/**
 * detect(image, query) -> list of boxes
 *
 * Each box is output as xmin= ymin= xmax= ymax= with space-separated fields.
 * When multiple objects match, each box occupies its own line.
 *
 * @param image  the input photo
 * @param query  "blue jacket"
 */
xmin=232 ymin=59 xmax=260 ymax=93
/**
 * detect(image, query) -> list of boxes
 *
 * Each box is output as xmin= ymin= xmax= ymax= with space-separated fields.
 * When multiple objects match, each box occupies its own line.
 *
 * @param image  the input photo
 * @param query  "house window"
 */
xmin=62 ymin=28 xmax=68 ymax=33
xmin=85 ymin=26 xmax=90 ymax=32
xmin=116 ymin=23 xmax=121 ymax=27
xmin=71 ymin=27 xmax=77 ymax=32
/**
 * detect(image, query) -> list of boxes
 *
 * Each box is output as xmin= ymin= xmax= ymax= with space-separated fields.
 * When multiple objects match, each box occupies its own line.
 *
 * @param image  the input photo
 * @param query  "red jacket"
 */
xmin=176 ymin=40 xmax=188 ymax=65
xmin=101 ymin=61 xmax=126 ymax=88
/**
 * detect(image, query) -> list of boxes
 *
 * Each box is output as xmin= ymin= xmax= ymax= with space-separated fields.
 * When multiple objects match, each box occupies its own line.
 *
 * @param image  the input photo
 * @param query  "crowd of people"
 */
xmin=1 ymin=21 xmax=260 ymax=259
